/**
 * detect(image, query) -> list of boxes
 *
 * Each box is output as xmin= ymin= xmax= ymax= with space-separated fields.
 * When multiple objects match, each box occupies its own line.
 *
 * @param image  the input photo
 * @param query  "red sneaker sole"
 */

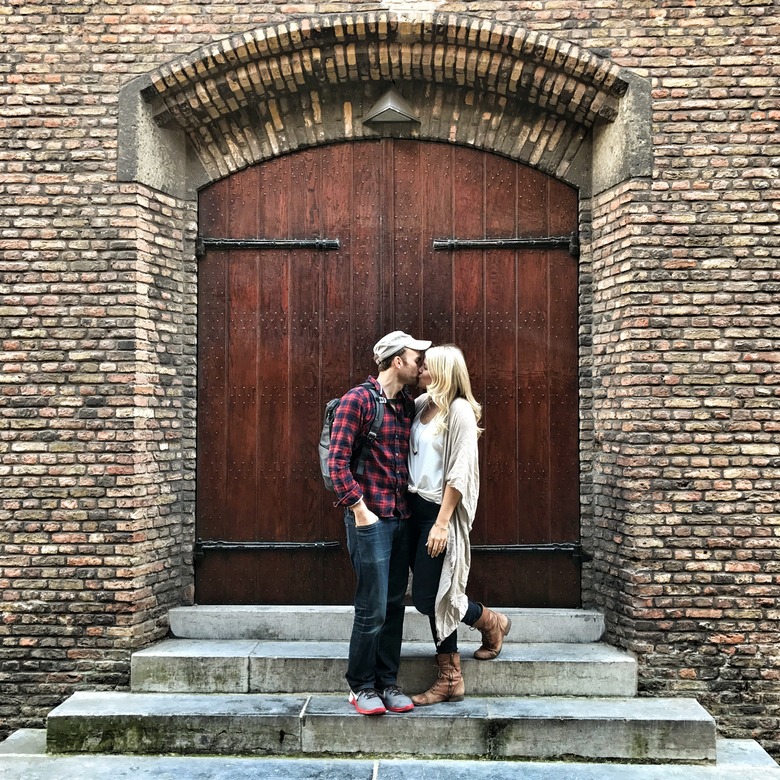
xmin=385 ymin=703 xmax=414 ymax=713
xmin=349 ymin=697 xmax=386 ymax=716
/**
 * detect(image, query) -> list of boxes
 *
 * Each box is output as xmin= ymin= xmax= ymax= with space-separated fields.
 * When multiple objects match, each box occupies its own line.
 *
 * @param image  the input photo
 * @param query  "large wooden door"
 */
xmin=196 ymin=140 xmax=579 ymax=606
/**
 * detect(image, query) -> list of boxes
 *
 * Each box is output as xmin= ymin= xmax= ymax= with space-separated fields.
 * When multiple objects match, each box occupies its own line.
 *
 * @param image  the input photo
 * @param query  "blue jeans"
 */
xmin=344 ymin=510 xmax=410 ymax=692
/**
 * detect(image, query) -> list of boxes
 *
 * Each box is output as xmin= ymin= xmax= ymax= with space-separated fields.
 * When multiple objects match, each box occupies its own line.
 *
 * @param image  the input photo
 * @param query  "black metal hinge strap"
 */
xmin=433 ymin=232 xmax=579 ymax=258
xmin=472 ymin=541 xmax=592 ymax=562
xmin=196 ymin=237 xmax=340 ymax=257
xmin=195 ymin=539 xmax=341 ymax=562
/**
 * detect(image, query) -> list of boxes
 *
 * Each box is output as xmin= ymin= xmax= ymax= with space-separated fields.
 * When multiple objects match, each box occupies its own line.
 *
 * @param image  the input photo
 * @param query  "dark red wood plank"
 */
xmin=318 ymin=143 xmax=360 ymax=602
xmin=517 ymin=248 xmax=550 ymax=543
xmin=483 ymin=151 xmax=519 ymax=546
xmin=421 ymin=143 xmax=454 ymax=347
xmin=320 ymin=143 xmax=355 ymax=399
xmin=224 ymin=169 xmax=261 ymax=602
xmin=352 ymin=142 xmax=386 ymax=378
xmin=448 ymin=146 xmax=485 ymax=541
xmin=391 ymin=140 xmax=424 ymax=336
xmin=547 ymin=248 xmax=579 ymax=543
xmin=255 ymin=156 xmax=291 ymax=549
xmin=546 ymin=177 xmax=580 ymax=544
xmin=196 ymin=179 xmax=230 ymax=603
xmin=288 ymin=149 xmax=324 ymax=545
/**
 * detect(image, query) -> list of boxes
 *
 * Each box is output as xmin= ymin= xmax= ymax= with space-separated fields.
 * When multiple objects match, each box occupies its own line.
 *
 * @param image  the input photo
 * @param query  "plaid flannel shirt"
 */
xmin=328 ymin=376 xmax=414 ymax=519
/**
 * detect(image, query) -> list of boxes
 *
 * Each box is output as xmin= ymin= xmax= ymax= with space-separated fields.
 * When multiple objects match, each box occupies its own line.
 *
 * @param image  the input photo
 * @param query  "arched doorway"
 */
xmin=195 ymin=139 xmax=580 ymax=607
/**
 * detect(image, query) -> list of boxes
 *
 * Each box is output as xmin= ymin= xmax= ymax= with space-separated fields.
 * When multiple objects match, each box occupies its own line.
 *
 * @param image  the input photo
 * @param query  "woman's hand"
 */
xmin=426 ymin=522 xmax=448 ymax=557
xmin=426 ymin=485 xmax=461 ymax=556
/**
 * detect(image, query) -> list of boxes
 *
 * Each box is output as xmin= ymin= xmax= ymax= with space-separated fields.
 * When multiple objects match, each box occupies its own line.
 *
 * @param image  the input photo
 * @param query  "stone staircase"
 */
xmin=3 ymin=606 xmax=780 ymax=778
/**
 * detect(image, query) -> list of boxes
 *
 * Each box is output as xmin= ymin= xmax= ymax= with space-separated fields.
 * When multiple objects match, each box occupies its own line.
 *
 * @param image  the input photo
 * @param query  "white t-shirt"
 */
xmin=408 ymin=414 xmax=444 ymax=504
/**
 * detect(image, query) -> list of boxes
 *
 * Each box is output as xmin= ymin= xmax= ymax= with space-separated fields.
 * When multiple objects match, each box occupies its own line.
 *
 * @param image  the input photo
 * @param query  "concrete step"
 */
xmin=46 ymin=691 xmax=716 ymax=763
xmin=169 ymin=605 xmax=604 ymax=643
xmin=131 ymin=638 xmax=637 ymax=697
xmin=6 ymin=746 xmax=780 ymax=780
xmin=4 ymin=731 xmax=780 ymax=779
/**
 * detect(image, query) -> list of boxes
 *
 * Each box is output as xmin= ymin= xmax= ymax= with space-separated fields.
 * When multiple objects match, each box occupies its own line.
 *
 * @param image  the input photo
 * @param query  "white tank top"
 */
xmin=408 ymin=414 xmax=444 ymax=504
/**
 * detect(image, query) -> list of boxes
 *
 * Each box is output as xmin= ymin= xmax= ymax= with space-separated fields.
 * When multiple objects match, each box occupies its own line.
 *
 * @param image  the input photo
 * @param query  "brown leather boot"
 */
xmin=411 ymin=652 xmax=465 ymax=706
xmin=472 ymin=604 xmax=512 ymax=660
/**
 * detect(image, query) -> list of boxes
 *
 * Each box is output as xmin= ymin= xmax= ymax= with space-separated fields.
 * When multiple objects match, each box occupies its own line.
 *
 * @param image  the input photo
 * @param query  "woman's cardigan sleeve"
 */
xmin=433 ymin=398 xmax=480 ymax=642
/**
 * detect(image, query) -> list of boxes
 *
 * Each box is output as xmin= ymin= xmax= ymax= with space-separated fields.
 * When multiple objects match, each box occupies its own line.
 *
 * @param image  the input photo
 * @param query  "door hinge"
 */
xmin=196 ymin=237 xmax=340 ymax=258
xmin=194 ymin=538 xmax=341 ymax=562
xmin=433 ymin=232 xmax=579 ymax=258
xmin=472 ymin=542 xmax=592 ymax=563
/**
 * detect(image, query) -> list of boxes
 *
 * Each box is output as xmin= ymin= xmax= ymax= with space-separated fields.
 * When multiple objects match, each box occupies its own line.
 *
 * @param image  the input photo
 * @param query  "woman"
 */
xmin=407 ymin=345 xmax=511 ymax=706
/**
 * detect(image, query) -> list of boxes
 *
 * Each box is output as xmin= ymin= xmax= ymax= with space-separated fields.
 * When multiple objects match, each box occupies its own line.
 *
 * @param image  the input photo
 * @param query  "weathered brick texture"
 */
xmin=0 ymin=181 xmax=196 ymax=731
xmin=1 ymin=0 xmax=779 ymax=758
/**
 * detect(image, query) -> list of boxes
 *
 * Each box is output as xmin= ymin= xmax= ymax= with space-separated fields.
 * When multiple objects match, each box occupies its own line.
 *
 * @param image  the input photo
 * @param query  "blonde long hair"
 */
xmin=425 ymin=345 xmax=483 ymax=436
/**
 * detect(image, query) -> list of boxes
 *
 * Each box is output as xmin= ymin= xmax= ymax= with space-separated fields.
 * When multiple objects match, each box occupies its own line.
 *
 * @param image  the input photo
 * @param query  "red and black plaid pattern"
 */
xmin=328 ymin=376 xmax=414 ymax=519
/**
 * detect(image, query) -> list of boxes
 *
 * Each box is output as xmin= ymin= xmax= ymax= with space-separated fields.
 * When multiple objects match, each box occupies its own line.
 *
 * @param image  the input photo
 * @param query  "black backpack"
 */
xmin=319 ymin=382 xmax=385 ymax=492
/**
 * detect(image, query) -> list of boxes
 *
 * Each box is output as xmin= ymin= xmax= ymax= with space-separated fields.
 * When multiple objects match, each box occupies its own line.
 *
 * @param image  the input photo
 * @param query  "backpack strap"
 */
xmin=353 ymin=381 xmax=385 ymax=477
xmin=402 ymin=392 xmax=416 ymax=420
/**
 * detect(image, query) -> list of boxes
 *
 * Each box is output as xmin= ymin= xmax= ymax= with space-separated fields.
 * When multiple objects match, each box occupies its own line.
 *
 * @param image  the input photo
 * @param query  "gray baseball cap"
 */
xmin=373 ymin=330 xmax=432 ymax=365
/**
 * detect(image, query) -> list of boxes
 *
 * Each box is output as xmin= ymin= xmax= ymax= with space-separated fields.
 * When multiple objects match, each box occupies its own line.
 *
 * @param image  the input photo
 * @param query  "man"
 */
xmin=328 ymin=330 xmax=431 ymax=715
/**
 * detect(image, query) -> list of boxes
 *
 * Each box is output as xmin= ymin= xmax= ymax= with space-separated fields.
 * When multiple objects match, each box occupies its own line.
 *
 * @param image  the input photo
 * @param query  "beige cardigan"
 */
xmin=414 ymin=394 xmax=481 ymax=642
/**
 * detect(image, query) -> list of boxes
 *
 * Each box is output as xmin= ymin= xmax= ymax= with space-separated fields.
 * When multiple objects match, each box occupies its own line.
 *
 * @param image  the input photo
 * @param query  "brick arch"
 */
xmin=141 ymin=11 xmax=629 ymax=182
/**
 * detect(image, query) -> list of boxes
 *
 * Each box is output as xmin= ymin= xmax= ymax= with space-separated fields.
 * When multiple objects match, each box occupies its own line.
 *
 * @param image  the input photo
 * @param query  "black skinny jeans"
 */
xmin=407 ymin=491 xmax=482 ymax=654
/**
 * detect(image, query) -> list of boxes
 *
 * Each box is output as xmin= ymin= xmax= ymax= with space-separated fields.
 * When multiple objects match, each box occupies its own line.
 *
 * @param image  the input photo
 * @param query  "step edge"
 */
xmin=132 ymin=638 xmax=636 ymax=659
xmin=46 ymin=690 xmax=716 ymax=722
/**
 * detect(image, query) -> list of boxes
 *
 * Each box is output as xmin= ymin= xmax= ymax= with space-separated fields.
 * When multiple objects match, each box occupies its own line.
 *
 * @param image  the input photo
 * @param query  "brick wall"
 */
xmin=0 ymin=176 xmax=196 ymax=728
xmin=1 ymin=0 xmax=779 ymax=755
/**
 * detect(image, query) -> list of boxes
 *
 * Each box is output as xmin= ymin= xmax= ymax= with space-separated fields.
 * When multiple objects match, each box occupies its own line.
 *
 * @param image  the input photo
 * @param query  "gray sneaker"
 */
xmin=349 ymin=688 xmax=386 ymax=715
xmin=379 ymin=684 xmax=414 ymax=712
